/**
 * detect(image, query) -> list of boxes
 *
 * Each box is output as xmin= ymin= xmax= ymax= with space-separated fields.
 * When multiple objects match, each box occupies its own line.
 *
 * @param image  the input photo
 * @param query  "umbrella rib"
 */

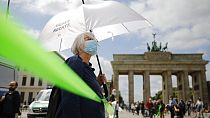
xmin=59 ymin=38 xmax=63 ymax=52
xmin=121 ymin=23 xmax=130 ymax=33
xmin=81 ymin=5 xmax=88 ymax=31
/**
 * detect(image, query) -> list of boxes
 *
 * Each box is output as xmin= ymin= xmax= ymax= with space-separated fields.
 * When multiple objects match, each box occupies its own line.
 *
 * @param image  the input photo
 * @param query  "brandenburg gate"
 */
xmin=111 ymin=52 xmax=209 ymax=104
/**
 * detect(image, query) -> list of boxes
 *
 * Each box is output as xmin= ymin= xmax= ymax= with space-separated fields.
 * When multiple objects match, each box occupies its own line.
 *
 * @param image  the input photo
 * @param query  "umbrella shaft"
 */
xmin=96 ymin=54 xmax=102 ymax=74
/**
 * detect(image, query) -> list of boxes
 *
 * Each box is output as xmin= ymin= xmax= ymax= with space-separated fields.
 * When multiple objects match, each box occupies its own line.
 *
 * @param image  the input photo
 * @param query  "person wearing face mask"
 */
xmin=0 ymin=81 xmax=20 ymax=118
xmin=54 ymin=32 xmax=107 ymax=118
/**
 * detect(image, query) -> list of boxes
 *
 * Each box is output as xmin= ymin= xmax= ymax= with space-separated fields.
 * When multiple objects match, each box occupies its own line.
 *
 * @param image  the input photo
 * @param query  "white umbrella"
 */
xmin=39 ymin=0 xmax=152 ymax=51
xmin=40 ymin=0 xmax=152 ymax=101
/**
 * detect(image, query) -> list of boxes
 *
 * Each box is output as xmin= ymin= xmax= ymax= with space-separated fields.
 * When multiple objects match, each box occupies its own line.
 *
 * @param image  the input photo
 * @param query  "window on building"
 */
xmin=47 ymin=82 xmax=52 ymax=88
xmin=30 ymin=77 xmax=35 ymax=86
xmin=20 ymin=92 xmax=25 ymax=103
xmin=38 ymin=79 xmax=42 ymax=86
xmin=22 ymin=76 xmax=27 ymax=86
xmin=28 ymin=92 xmax=33 ymax=104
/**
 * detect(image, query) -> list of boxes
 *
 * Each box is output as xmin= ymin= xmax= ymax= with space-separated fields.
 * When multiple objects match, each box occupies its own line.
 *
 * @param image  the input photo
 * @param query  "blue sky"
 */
xmin=1 ymin=0 xmax=210 ymax=103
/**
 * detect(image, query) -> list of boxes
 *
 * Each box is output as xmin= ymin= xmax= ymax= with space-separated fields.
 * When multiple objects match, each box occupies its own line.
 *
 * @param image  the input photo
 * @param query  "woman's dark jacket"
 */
xmin=55 ymin=55 xmax=105 ymax=118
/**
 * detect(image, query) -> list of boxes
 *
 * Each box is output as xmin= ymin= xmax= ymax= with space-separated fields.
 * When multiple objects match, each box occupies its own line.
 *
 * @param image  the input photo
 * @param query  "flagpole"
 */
xmin=6 ymin=0 xmax=10 ymax=19
xmin=82 ymin=0 xmax=85 ymax=4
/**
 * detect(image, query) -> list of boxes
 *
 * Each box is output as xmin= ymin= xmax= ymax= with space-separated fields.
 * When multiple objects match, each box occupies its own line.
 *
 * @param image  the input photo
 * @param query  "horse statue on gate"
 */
xmin=147 ymin=43 xmax=151 ymax=52
xmin=162 ymin=42 xmax=168 ymax=52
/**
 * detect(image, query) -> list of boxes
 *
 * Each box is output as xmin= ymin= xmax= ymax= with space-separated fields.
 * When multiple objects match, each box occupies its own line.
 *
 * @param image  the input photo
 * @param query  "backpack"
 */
xmin=46 ymin=58 xmax=71 ymax=118
xmin=46 ymin=86 xmax=61 ymax=118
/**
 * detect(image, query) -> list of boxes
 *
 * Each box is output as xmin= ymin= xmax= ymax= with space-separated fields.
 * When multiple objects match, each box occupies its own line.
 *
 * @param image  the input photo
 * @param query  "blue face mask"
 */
xmin=83 ymin=40 xmax=97 ymax=56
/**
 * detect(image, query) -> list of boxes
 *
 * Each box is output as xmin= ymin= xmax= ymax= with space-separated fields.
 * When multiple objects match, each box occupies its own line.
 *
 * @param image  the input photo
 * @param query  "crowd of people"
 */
xmin=122 ymin=95 xmax=209 ymax=118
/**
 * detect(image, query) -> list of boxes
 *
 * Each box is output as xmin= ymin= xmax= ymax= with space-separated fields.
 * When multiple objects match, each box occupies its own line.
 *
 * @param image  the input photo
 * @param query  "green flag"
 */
xmin=0 ymin=12 xmax=101 ymax=103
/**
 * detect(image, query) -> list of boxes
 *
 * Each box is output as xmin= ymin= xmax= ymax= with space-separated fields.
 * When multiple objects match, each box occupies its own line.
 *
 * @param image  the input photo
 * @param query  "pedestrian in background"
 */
xmin=195 ymin=97 xmax=204 ymax=118
xmin=140 ymin=101 xmax=145 ymax=117
xmin=109 ymin=89 xmax=117 ymax=102
xmin=146 ymin=97 xmax=154 ymax=118
xmin=169 ymin=96 xmax=176 ymax=118
xmin=0 ymin=81 xmax=20 ymax=118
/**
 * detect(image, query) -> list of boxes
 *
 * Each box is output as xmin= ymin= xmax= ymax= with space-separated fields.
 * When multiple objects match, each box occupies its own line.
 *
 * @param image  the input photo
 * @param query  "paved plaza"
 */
xmin=19 ymin=109 xmax=210 ymax=118
xmin=119 ymin=110 xmax=210 ymax=118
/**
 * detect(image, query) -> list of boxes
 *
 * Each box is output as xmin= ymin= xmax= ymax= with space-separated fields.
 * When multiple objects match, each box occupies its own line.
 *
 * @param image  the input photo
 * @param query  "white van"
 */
xmin=27 ymin=89 xmax=52 ymax=118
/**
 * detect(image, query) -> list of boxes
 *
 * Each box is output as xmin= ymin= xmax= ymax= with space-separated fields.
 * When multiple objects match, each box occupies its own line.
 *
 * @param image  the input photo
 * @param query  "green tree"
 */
xmin=153 ymin=87 xmax=193 ymax=100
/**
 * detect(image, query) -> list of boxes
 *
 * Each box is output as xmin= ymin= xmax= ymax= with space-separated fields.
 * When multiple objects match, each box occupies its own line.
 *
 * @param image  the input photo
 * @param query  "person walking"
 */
xmin=178 ymin=99 xmax=186 ymax=118
xmin=195 ymin=97 xmax=204 ymax=118
xmin=169 ymin=96 xmax=176 ymax=118
xmin=146 ymin=97 xmax=154 ymax=118
xmin=131 ymin=103 xmax=135 ymax=115
xmin=49 ymin=32 xmax=107 ymax=118
xmin=186 ymin=100 xmax=192 ymax=116
xmin=0 ymin=81 xmax=20 ymax=118
xmin=140 ymin=101 xmax=145 ymax=117
xmin=157 ymin=99 xmax=165 ymax=118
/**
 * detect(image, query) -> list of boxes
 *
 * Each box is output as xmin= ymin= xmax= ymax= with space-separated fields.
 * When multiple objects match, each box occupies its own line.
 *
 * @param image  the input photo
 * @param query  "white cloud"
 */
xmin=191 ymin=20 xmax=210 ymax=38
xmin=139 ymin=0 xmax=210 ymax=31
xmin=128 ymin=0 xmax=210 ymax=50
xmin=19 ymin=27 xmax=41 ymax=40
xmin=163 ymin=28 xmax=210 ymax=49
xmin=8 ymin=0 xmax=104 ymax=15
xmin=11 ymin=0 xmax=71 ymax=15
xmin=27 ymin=29 xmax=40 ymax=39
xmin=90 ymin=56 xmax=112 ymax=80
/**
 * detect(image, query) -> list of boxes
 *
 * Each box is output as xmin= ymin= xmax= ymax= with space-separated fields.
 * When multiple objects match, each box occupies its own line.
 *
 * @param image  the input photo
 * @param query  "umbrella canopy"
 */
xmin=40 ymin=0 xmax=151 ymax=51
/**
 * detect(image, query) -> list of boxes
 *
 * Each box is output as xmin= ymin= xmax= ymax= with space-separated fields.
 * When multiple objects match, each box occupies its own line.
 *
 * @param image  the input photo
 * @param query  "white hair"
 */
xmin=71 ymin=32 xmax=96 ymax=55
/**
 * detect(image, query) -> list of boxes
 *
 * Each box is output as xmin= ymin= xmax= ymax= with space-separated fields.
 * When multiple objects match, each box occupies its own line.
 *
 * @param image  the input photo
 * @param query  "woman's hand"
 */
xmin=97 ymin=73 xmax=107 ymax=86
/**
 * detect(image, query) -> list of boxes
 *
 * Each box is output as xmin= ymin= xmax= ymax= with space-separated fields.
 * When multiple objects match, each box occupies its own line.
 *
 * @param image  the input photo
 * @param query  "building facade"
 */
xmin=0 ymin=56 xmax=18 ymax=87
xmin=17 ymin=69 xmax=49 ymax=105
xmin=0 ymin=56 xmax=49 ymax=105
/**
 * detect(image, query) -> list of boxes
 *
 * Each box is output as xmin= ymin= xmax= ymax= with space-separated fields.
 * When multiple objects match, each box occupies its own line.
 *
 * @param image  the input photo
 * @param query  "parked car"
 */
xmin=27 ymin=88 xmax=52 ymax=118
xmin=0 ymin=87 xmax=9 ymax=97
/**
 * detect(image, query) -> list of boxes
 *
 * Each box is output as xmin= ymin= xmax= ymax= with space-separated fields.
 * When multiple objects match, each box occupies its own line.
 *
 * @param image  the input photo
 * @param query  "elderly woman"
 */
xmin=55 ymin=32 xmax=106 ymax=118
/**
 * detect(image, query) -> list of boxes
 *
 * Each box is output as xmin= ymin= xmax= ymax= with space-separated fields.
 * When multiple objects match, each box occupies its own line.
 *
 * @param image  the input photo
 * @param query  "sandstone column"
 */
xmin=201 ymin=70 xmax=208 ymax=103
xmin=162 ymin=71 xmax=172 ymax=104
xmin=191 ymin=72 xmax=198 ymax=101
xmin=177 ymin=71 xmax=189 ymax=101
xmin=113 ymin=70 xmax=119 ymax=99
xmin=183 ymin=71 xmax=190 ymax=101
xmin=198 ymin=71 xmax=203 ymax=100
xmin=143 ymin=71 xmax=150 ymax=102
xmin=128 ymin=71 xmax=134 ymax=104
xmin=191 ymin=72 xmax=202 ymax=101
